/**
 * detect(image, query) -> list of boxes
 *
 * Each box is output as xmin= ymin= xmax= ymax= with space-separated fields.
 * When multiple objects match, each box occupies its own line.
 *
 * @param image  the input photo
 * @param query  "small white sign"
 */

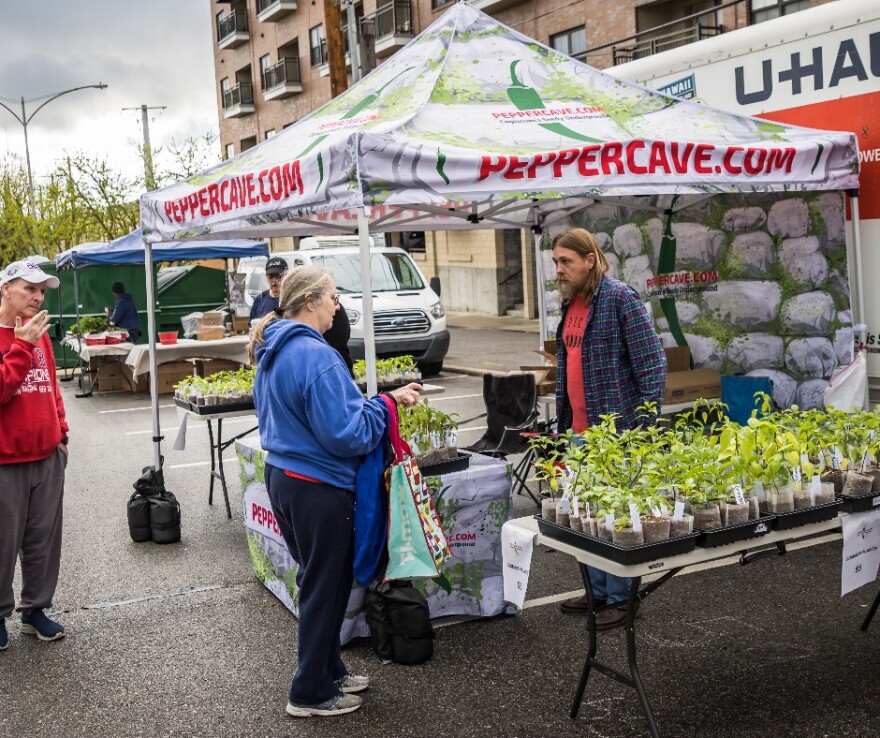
xmin=559 ymin=497 xmax=572 ymax=515
xmin=753 ymin=480 xmax=766 ymax=501
xmin=841 ymin=511 xmax=880 ymax=597
xmin=791 ymin=466 xmax=802 ymax=484
xmin=660 ymin=503 xmax=670 ymax=517
xmin=673 ymin=501 xmax=685 ymax=521
xmin=629 ymin=503 xmax=642 ymax=532
xmin=832 ymin=447 xmax=843 ymax=470
xmin=605 ymin=513 xmax=615 ymax=531
xmin=502 ymin=522 xmax=538 ymax=609
xmin=732 ymin=484 xmax=746 ymax=506
xmin=572 ymin=496 xmax=580 ymax=517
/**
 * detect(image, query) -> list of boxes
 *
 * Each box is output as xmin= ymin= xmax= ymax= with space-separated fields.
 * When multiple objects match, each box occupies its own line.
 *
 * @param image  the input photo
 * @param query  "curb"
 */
xmin=442 ymin=364 xmax=514 ymax=378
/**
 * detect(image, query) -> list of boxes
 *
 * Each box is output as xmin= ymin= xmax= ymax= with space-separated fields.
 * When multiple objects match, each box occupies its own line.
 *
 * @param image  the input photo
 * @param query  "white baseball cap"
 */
xmin=0 ymin=258 xmax=60 ymax=289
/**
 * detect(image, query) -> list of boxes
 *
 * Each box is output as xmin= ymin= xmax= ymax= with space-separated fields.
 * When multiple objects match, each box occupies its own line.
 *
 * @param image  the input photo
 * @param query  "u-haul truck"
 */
xmin=611 ymin=0 xmax=880 ymax=387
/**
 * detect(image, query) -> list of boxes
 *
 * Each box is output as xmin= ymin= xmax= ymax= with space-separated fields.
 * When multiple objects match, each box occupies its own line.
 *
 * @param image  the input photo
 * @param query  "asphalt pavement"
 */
xmin=2 ymin=316 xmax=879 ymax=738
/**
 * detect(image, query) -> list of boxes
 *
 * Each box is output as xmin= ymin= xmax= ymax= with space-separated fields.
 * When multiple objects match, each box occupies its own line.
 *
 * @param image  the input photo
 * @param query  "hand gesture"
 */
xmin=14 ymin=310 xmax=51 ymax=345
xmin=388 ymin=382 xmax=423 ymax=408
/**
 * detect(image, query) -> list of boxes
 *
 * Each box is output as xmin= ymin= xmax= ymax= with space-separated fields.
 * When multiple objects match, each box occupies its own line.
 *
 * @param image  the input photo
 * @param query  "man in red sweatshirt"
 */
xmin=0 ymin=258 xmax=69 ymax=650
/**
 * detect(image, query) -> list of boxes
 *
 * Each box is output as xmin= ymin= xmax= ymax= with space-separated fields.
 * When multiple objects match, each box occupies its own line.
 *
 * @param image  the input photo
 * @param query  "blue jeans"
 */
xmin=587 ymin=567 xmax=631 ymax=607
xmin=266 ymin=464 xmax=354 ymax=705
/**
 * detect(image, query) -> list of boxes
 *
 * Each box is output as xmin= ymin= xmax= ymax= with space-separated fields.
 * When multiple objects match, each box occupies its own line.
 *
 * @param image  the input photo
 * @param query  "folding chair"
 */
xmin=465 ymin=373 xmax=542 ymax=506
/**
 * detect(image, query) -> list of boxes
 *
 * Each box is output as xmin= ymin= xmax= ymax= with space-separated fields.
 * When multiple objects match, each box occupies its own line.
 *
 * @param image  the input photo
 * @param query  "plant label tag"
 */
xmin=628 ymin=503 xmax=642 ymax=531
xmin=431 ymin=431 xmax=442 ymax=449
xmin=660 ymin=503 xmax=670 ymax=516
xmin=572 ymin=497 xmax=579 ymax=517
xmin=732 ymin=484 xmax=746 ymax=506
xmin=832 ymin=447 xmax=843 ymax=470
xmin=651 ymin=506 xmax=662 ymax=517
xmin=754 ymin=480 xmax=766 ymax=501
xmin=559 ymin=497 xmax=571 ymax=515
xmin=817 ymin=450 xmax=826 ymax=470
xmin=810 ymin=474 xmax=821 ymax=504
xmin=410 ymin=436 xmax=422 ymax=455
xmin=444 ymin=429 xmax=458 ymax=447
xmin=605 ymin=513 xmax=615 ymax=531
xmin=673 ymin=501 xmax=685 ymax=520
xmin=861 ymin=450 xmax=871 ymax=472
xmin=800 ymin=452 xmax=809 ymax=466
xmin=791 ymin=466 xmax=802 ymax=484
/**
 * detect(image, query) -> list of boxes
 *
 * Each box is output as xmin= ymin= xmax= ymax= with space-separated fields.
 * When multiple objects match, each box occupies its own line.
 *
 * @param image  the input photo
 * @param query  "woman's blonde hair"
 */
xmin=247 ymin=264 xmax=334 ymax=365
xmin=551 ymin=228 xmax=610 ymax=300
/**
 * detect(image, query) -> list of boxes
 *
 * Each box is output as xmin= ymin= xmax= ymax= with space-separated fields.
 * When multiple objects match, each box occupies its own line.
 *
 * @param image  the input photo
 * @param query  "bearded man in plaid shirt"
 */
xmin=552 ymin=228 xmax=666 ymax=630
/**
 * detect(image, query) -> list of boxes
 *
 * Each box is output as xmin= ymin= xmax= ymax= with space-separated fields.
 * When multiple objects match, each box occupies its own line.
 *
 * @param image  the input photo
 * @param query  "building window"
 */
xmin=431 ymin=0 xmax=450 ymax=10
xmin=224 ymin=143 xmax=235 ymax=160
xmin=309 ymin=25 xmax=327 ymax=66
xmin=750 ymin=0 xmax=810 ymax=24
xmin=241 ymin=135 xmax=258 ymax=152
xmin=550 ymin=27 xmax=587 ymax=63
xmin=265 ymin=129 xmax=276 ymax=139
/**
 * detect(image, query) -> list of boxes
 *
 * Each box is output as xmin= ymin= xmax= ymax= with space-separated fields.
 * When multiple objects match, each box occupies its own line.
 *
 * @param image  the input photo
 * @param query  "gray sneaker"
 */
xmin=286 ymin=693 xmax=363 ymax=718
xmin=336 ymin=674 xmax=369 ymax=693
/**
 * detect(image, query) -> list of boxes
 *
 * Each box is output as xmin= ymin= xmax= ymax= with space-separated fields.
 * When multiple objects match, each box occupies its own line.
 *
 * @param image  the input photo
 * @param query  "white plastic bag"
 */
xmin=823 ymin=351 xmax=867 ymax=411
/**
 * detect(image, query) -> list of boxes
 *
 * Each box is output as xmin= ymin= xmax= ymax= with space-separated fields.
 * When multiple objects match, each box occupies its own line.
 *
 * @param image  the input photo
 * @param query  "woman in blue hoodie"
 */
xmin=247 ymin=264 xmax=420 ymax=719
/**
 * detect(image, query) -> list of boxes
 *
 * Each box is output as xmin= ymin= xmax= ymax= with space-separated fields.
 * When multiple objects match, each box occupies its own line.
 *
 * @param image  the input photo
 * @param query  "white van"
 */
xmin=237 ymin=236 xmax=449 ymax=374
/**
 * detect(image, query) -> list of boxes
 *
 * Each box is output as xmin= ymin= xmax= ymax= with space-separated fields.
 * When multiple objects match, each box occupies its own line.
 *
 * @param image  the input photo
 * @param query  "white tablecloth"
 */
xmin=62 ymin=337 xmax=134 ymax=363
xmin=125 ymin=336 xmax=249 ymax=379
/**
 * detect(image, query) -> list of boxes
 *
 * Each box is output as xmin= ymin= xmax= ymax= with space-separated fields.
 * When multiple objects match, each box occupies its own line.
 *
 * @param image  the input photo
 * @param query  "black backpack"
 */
xmin=364 ymin=580 xmax=434 ymax=665
xmin=127 ymin=465 xmax=181 ymax=544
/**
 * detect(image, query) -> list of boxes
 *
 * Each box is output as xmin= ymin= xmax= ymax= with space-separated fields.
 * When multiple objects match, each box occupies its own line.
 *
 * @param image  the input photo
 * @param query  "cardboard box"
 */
xmin=96 ymin=361 xmax=126 ymax=392
xmin=232 ymin=315 xmax=249 ymax=333
xmin=662 ymin=347 xmax=721 ymax=405
xmin=121 ymin=361 xmax=195 ymax=394
xmin=194 ymin=358 xmax=245 ymax=378
xmin=201 ymin=310 xmax=227 ymax=327
xmin=197 ymin=326 xmax=226 ymax=341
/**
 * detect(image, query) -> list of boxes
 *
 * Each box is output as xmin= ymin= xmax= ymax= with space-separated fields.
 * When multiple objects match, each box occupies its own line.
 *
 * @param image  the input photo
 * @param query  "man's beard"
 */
xmin=558 ymin=280 xmax=582 ymax=302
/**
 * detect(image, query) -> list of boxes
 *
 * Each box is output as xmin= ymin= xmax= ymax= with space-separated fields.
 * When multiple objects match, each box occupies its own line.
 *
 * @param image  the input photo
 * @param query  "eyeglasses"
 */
xmin=330 ymin=293 xmax=340 ymax=305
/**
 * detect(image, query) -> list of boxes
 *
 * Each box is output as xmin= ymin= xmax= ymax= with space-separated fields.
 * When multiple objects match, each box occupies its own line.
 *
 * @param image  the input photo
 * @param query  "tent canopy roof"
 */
xmin=56 ymin=228 xmax=269 ymax=268
xmin=140 ymin=2 xmax=858 ymax=243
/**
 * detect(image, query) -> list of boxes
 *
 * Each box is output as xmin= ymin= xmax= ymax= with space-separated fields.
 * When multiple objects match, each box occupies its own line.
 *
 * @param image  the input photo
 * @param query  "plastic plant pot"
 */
xmin=158 ymin=332 xmax=178 ymax=345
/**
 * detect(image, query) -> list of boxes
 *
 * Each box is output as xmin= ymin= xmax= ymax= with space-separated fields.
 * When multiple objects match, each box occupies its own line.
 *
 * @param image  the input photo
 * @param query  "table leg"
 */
xmin=570 ymin=563 xmax=599 ymax=718
xmin=207 ymin=419 xmax=218 ymax=507
xmin=625 ymin=577 xmax=660 ymax=738
xmin=215 ymin=417 xmax=232 ymax=519
xmin=74 ymin=364 xmax=98 ymax=398
xmin=861 ymin=583 xmax=880 ymax=631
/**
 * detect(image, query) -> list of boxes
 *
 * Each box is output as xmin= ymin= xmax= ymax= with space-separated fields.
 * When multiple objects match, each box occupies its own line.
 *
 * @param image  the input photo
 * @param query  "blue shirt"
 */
xmin=108 ymin=293 xmax=141 ymax=334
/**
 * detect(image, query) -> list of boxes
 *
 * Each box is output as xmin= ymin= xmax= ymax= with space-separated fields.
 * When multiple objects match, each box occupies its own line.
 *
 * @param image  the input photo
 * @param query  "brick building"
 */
xmin=210 ymin=0 xmax=834 ymax=315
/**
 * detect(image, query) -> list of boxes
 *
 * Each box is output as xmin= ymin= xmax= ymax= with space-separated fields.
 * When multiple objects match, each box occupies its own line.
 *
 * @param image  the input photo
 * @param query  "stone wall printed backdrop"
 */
xmin=541 ymin=192 xmax=851 ymax=410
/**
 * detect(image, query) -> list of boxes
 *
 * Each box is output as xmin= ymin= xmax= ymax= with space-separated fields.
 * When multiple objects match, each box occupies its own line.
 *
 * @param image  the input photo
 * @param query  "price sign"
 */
xmin=732 ymin=484 xmax=746 ymax=506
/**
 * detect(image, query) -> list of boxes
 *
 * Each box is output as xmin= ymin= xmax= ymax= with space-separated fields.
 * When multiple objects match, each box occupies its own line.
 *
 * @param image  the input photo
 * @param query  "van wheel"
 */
xmin=418 ymin=361 xmax=443 ymax=377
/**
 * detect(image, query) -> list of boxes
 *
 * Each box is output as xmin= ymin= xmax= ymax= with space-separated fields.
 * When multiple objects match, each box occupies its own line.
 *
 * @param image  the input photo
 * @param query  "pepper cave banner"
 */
xmin=541 ymin=191 xmax=852 ymax=409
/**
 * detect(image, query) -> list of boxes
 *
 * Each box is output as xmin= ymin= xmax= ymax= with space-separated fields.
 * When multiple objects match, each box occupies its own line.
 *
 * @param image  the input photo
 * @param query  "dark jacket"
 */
xmin=109 ymin=293 xmax=141 ymax=338
xmin=250 ymin=290 xmax=354 ymax=375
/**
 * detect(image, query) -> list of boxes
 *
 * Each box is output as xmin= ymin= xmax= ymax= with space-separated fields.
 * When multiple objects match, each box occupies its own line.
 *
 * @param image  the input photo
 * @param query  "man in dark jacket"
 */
xmin=105 ymin=282 xmax=141 ymax=342
xmin=250 ymin=256 xmax=354 ymax=374
xmin=553 ymin=228 xmax=666 ymax=631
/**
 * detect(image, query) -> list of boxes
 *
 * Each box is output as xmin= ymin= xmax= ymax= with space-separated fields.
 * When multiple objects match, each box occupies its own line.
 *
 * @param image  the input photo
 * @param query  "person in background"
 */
xmin=105 ymin=282 xmax=141 ymax=342
xmin=552 ymin=228 xmax=666 ymax=631
xmin=0 ymin=258 xmax=70 ymax=649
xmin=248 ymin=264 xmax=420 ymax=718
xmin=250 ymin=256 xmax=354 ymax=374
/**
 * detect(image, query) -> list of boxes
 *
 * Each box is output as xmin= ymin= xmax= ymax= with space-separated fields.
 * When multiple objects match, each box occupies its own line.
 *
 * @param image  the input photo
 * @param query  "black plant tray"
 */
xmin=174 ymin=398 xmax=255 ymax=415
xmin=535 ymin=516 xmax=699 ymax=565
xmin=695 ymin=513 xmax=774 ymax=548
xmin=839 ymin=491 xmax=880 ymax=514
xmin=768 ymin=498 xmax=843 ymax=530
xmin=419 ymin=454 xmax=470 ymax=477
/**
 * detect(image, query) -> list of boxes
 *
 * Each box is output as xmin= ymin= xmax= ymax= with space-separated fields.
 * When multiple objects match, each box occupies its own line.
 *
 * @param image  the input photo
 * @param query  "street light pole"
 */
xmin=0 ymin=83 xmax=109 ymax=215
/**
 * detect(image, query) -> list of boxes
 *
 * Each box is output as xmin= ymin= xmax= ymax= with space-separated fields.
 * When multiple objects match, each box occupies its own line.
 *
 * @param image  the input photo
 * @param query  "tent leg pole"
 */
xmin=533 ymin=225 xmax=547 ymax=350
xmin=848 ymin=190 xmax=868 ymax=409
xmin=358 ymin=208 xmax=378 ymax=396
xmin=144 ymin=243 xmax=163 ymax=472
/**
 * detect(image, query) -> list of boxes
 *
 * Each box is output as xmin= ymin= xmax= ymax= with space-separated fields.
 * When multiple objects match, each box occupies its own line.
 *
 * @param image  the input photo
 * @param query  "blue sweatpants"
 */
xmin=266 ymin=464 xmax=354 ymax=705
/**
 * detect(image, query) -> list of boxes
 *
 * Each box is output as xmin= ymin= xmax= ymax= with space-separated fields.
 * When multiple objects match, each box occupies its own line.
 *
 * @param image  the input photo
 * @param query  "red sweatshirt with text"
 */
xmin=0 ymin=327 xmax=68 ymax=463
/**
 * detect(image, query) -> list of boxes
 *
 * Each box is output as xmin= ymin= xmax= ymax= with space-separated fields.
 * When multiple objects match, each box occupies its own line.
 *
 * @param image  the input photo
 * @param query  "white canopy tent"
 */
xmin=140 ymin=2 xmax=860 ymax=469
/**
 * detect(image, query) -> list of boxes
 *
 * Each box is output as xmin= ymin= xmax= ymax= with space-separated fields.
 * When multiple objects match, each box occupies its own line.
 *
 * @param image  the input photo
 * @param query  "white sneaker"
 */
xmin=286 ymin=693 xmax=363 ymax=718
xmin=336 ymin=674 xmax=370 ymax=693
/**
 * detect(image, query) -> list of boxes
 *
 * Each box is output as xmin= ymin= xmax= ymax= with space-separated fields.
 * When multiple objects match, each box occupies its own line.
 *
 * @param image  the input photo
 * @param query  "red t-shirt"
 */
xmin=562 ymin=298 xmax=590 ymax=433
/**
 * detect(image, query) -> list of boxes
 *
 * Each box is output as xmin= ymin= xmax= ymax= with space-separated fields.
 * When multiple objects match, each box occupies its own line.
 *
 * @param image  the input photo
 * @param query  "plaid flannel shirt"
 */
xmin=555 ymin=275 xmax=666 ymax=432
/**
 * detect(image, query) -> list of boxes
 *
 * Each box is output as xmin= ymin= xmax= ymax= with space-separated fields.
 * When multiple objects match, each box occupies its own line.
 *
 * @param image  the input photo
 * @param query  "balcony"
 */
xmin=368 ymin=0 xmax=414 ymax=58
xmin=217 ymin=10 xmax=249 ymax=50
xmin=257 ymin=0 xmax=297 ymax=22
xmin=262 ymin=58 xmax=303 ymax=100
xmin=467 ymin=0 xmax=521 ymax=13
xmin=222 ymin=81 xmax=255 ymax=118
xmin=612 ymin=22 xmax=722 ymax=65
